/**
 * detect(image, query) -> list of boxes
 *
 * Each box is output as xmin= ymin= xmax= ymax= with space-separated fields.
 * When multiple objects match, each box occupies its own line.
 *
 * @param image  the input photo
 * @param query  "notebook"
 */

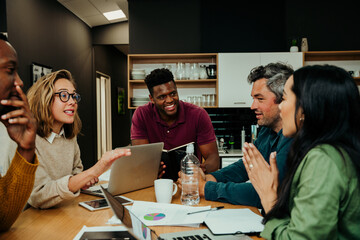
xmin=204 ymin=209 xmax=264 ymax=235
xmin=101 ymin=186 xmax=252 ymax=240
xmin=82 ymin=142 xmax=164 ymax=197
xmin=160 ymin=142 xmax=195 ymax=181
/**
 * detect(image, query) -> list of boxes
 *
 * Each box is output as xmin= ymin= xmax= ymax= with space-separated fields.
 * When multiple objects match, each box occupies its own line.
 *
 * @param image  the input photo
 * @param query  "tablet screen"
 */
xmin=79 ymin=196 xmax=132 ymax=211
xmin=84 ymin=199 xmax=109 ymax=209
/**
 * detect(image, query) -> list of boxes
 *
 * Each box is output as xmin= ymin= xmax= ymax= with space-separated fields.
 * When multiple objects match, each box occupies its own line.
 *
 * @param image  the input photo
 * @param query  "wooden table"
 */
xmin=0 ymin=187 xmax=263 ymax=240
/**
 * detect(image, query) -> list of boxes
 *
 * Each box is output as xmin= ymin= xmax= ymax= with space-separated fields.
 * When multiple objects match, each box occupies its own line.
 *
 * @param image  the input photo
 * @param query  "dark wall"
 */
xmin=200 ymin=0 xmax=286 ymax=52
xmin=128 ymin=0 xmax=286 ymax=53
xmin=129 ymin=0 xmax=202 ymax=53
xmin=94 ymin=45 xmax=131 ymax=148
xmin=92 ymin=22 xmax=129 ymax=45
xmin=7 ymin=0 xmax=96 ymax=169
xmin=129 ymin=0 xmax=360 ymax=53
xmin=0 ymin=0 xmax=6 ymax=32
xmin=285 ymin=1 xmax=360 ymax=51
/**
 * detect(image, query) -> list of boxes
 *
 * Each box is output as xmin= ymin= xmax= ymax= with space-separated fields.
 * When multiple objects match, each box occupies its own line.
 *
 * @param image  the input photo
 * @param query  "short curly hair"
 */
xmin=247 ymin=62 xmax=294 ymax=103
xmin=145 ymin=68 xmax=175 ymax=96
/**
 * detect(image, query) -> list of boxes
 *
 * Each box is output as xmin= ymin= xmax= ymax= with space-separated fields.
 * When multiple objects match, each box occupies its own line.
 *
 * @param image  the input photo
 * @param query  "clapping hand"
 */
xmin=242 ymin=142 xmax=278 ymax=213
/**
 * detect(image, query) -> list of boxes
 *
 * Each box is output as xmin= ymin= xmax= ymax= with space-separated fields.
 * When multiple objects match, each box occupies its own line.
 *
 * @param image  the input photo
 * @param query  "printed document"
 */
xmin=205 ymin=209 xmax=264 ymax=234
xmin=130 ymin=201 xmax=210 ymax=227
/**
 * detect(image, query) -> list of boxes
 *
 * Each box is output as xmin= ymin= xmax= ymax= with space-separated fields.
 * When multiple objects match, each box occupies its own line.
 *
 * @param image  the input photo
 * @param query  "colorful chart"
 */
xmin=142 ymin=223 xmax=147 ymax=238
xmin=143 ymin=213 xmax=166 ymax=221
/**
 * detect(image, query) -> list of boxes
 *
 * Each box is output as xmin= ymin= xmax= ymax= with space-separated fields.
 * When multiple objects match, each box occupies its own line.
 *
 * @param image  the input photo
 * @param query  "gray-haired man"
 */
xmin=197 ymin=62 xmax=294 ymax=208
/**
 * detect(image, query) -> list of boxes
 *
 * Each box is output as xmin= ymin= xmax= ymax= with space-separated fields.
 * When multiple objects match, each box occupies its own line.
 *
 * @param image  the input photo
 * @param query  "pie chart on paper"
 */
xmin=143 ymin=213 xmax=166 ymax=221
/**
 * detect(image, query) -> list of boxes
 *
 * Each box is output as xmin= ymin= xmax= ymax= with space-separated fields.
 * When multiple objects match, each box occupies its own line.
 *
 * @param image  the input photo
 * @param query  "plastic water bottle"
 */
xmin=180 ymin=143 xmax=200 ymax=205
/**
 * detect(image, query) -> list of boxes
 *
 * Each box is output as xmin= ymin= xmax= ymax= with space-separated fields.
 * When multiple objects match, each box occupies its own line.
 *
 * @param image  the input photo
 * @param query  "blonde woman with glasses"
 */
xmin=27 ymin=69 xmax=130 ymax=209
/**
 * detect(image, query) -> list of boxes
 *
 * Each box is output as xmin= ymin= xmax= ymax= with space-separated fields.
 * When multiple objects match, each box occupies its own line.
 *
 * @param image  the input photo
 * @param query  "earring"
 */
xmin=299 ymin=117 xmax=305 ymax=121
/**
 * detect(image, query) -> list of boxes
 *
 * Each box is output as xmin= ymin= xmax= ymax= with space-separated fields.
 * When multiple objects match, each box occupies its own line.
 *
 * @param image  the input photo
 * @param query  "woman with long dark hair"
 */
xmin=243 ymin=65 xmax=360 ymax=239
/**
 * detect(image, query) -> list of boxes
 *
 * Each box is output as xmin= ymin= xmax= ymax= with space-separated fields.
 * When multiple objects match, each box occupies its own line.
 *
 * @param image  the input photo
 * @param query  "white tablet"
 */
xmin=79 ymin=196 xmax=133 ymax=211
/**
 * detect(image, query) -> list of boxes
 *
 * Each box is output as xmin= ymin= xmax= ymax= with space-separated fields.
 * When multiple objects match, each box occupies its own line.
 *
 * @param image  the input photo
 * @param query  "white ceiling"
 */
xmin=57 ymin=0 xmax=128 ymax=28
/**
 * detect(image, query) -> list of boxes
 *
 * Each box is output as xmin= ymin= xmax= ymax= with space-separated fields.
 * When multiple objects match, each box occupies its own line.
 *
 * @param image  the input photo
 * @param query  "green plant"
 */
xmin=291 ymin=39 xmax=297 ymax=46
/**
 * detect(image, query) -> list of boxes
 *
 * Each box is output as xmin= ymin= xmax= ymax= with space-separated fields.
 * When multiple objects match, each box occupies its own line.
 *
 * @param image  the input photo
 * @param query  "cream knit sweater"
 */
xmin=28 ymin=134 xmax=83 ymax=209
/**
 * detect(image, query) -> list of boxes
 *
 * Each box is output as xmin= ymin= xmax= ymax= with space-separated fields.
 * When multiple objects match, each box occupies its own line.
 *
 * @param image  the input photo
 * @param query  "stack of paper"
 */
xmin=205 ymin=209 xmax=264 ymax=234
xmin=129 ymin=201 xmax=211 ymax=227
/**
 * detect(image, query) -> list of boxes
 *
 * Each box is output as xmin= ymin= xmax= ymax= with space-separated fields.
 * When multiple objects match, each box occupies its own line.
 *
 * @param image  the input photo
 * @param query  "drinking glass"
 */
xmin=185 ymin=63 xmax=191 ymax=80
xmin=176 ymin=62 xmax=185 ymax=80
xmin=164 ymin=64 xmax=174 ymax=75
xmin=194 ymin=96 xmax=200 ymax=106
xmin=187 ymin=96 xmax=194 ymax=104
xmin=202 ymin=94 xmax=209 ymax=107
xmin=210 ymin=94 xmax=216 ymax=106
xmin=190 ymin=63 xmax=199 ymax=80
xmin=197 ymin=96 xmax=203 ymax=106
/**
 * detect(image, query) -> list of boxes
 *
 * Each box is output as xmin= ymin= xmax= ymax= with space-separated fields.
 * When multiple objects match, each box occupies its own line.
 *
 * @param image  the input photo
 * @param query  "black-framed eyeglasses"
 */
xmin=54 ymin=91 xmax=81 ymax=103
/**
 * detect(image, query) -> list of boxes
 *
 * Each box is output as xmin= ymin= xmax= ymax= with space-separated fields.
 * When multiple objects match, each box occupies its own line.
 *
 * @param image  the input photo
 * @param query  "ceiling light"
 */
xmin=103 ymin=10 xmax=126 ymax=20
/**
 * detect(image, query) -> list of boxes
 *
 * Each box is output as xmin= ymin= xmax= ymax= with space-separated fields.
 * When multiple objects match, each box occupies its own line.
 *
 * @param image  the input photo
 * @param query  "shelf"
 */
xmin=303 ymin=51 xmax=360 ymax=86
xmin=174 ymin=79 xmax=217 ymax=83
xmin=354 ymin=77 xmax=360 ymax=85
xmin=129 ymin=79 xmax=218 ymax=83
xmin=129 ymin=53 xmax=217 ymax=64
xmin=304 ymin=50 xmax=360 ymax=61
xmin=128 ymin=53 xmax=218 ymax=109
xmin=128 ymin=105 xmax=218 ymax=110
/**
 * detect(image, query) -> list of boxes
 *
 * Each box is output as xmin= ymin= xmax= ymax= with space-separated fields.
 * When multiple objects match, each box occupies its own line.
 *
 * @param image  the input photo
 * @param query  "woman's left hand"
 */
xmin=242 ymin=142 xmax=278 ymax=213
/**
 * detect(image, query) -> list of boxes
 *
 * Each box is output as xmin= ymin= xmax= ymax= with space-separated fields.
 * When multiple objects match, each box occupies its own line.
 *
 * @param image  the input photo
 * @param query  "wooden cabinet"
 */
xmin=218 ymin=52 xmax=303 ymax=108
xmin=304 ymin=51 xmax=360 ymax=85
xmin=127 ymin=53 xmax=218 ymax=109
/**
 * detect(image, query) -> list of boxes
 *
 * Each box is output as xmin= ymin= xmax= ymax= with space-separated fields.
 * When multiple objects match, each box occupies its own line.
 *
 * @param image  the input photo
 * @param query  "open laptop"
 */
xmin=82 ymin=142 xmax=164 ymax=197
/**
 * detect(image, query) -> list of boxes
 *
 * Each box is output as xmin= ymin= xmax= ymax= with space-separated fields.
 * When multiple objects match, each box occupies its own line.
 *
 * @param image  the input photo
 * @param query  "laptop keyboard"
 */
xmin=167 ymin=234 xmax=213 ymax=240
xmin=159 ymin=229 xmax=251 ymax=240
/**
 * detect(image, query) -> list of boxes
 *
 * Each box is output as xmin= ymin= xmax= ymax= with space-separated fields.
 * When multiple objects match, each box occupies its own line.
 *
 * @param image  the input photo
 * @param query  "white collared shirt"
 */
xmin=46 ymin=128 xmax=66 ymax=144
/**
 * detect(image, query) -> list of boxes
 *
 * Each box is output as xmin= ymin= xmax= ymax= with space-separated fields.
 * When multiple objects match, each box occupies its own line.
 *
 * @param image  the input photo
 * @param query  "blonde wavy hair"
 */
xmin=27 ymin=69 xmax=82 ymax=139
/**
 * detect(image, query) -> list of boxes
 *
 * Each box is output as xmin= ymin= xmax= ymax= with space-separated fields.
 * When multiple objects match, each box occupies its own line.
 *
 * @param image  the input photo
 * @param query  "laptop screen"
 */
xmin=101 ymin=186 xmax=161 ymax=240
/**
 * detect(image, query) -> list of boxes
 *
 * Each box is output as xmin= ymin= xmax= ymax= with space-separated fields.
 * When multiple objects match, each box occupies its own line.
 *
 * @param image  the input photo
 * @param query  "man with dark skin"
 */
xmin=0 ymin=33 xmax=38 ymax=231
xmin=131 ymin=68 xmax=219 ymax=180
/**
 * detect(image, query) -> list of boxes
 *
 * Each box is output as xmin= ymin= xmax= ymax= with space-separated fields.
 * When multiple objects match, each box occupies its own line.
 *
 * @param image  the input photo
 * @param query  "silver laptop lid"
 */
xmin=108 ymin=142 xmax=164 ymax=196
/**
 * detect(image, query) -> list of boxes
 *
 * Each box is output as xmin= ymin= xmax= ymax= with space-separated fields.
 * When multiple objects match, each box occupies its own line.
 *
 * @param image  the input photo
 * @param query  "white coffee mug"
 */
xmin=154 ymin=179 xmax=178 ymax=203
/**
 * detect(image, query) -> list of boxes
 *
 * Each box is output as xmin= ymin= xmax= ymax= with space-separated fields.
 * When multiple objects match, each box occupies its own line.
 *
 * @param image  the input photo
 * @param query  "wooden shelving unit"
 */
xmin=303 ymin=51 xmax=360 ymax=85
xmin=128 ymin=53 xmax=218 ymax=109
xmin=303 ymin=51 xmax=360 ymax=62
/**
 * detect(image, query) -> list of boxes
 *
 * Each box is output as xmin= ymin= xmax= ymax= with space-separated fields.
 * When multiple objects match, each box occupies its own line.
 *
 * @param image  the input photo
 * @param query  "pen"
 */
xmin=187 ymin=206 xmax=224 ymax=215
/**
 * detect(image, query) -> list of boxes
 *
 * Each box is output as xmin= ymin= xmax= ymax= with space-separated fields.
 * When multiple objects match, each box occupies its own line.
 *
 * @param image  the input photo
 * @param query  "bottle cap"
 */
xmin=186 ymin=143 xmax=194 ymax=154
